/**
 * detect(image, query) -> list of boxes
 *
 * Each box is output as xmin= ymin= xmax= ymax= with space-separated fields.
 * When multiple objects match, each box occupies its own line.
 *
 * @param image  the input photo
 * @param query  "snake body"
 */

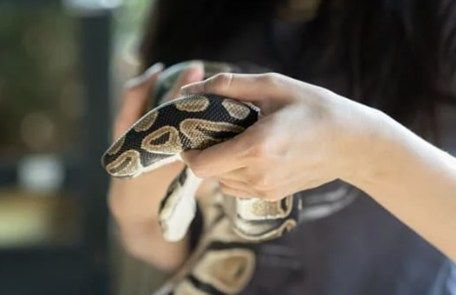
xmin=101 ymin=62 xmax=311 ymax=294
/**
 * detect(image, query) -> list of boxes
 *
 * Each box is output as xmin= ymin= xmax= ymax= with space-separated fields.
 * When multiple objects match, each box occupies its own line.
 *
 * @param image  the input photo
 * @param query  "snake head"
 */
xmin=101 ymin=95 xmax=259 ymax=178
xmin=100 ymin=106 xmax=178 ymax=178
xmin=101 ymin=136 xmax=143 ymax=178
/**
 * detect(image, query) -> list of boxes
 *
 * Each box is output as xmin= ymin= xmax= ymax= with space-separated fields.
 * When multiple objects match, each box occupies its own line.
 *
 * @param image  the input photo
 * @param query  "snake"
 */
xmin=101 ymin=61 xmax=356 ymax=294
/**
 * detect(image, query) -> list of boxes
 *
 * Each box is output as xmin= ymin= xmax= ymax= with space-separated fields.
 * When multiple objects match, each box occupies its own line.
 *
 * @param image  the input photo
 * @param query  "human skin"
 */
xmin=180 ymin=72 xmax=456 ymax=262
xmin=108 ymin=62 xmax=206 ymax=270
xmin=109 ymin=67 xmax=456 ymax=271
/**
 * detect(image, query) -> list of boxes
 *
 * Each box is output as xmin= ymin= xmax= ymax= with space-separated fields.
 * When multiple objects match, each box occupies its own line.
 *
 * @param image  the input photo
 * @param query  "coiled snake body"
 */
xmin=101 ymin=62 xmax=348 ymax=294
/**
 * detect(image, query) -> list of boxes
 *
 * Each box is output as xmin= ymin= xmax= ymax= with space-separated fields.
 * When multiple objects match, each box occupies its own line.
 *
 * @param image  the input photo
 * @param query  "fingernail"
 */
xmin=143 ymin=62 xmax=164 ymax=77
xmin=187 ymin=60 xmax=204 ymax=71
xmin=125 ymin=62 xmax=163 ymax=89
xmin=182 ymin=62 xmax=204 ymax=81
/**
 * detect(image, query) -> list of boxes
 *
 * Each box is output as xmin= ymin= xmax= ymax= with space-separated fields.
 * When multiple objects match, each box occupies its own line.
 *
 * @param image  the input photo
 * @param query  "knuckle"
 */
xmin=250 ymin=174 xmax=271 ymax=191
xmin=258 ymin=72 xmax=281 ymax=85
xmin=245 ymin=142 xmax=270 ymax=159
xmin=210 ymin=73 xmax=233 ymax=90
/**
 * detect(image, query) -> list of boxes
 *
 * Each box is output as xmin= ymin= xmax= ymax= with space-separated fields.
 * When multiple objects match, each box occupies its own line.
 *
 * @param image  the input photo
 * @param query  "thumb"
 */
xmin=114 ymin=63 xmax=163 ymax=139
xmin=163 ymin=62 xmax=205 ymax=101
xmin=180 ymin=73 xmax=287 ymax=104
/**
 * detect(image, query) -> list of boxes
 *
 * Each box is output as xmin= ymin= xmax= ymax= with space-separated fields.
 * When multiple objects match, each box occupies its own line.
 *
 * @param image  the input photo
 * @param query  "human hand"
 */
xmin=180 ymin=73 xmax=385 ymax=201
xmin=110 ymin=62 xmax=204 ymax=202
xmin=113 ymin=62 xmax=205 ymax=139
xmin=108 ymin=62 xmax=206 ymax=268
xmin=109 ymin=61 xmax=205 ymax=227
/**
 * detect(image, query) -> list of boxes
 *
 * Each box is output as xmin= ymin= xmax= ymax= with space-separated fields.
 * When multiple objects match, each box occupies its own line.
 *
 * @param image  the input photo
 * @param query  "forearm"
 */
xmin=352 ymin=112 xmax=456 ymax=261
xmin=179 ymin=72 xmax=456 ymax=260
xmin=109 ymin=161 xmax=188 ymax=270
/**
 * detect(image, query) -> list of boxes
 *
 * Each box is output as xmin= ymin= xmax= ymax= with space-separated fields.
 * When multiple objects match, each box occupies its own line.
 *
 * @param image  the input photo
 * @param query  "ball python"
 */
xmin=102 ymin=61 xmax=357 ymax=294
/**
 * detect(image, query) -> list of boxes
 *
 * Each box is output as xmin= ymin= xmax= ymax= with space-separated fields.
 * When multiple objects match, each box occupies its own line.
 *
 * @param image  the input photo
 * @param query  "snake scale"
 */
xmin=101 ymin=61 xmax=354 ymax=294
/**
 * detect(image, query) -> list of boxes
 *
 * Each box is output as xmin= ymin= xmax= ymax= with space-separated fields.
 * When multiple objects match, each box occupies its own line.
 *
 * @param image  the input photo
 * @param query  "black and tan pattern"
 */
xmin=175 ymin=96 xmax=210 ymax=112
xmin=192 ymin=248 xmax=255 ymax=294
xmin=105 ymin=149 xmax=141 ymax=177
xmin=234 ymin=218 xmax=297 ymax=241
xmin=235 ymin=196 xmax=293 ymax=220
xmin=107 ymin=135 xmax=125 ymax=156
xmin=222 ymin=99 xmax=251 ymax=120
xmin=141 ymin=125 xmax=182 ymax=154
xmin=133 ymin=111 xmax=158 ymax=132
xmin=101 ymin=94 xmax=298 ymax=294
xmin=101 ymin=61 xmax=301 ymax=295
xmin=173 ymin=280 xmax=207 ymax=295
xmin=180 ymin=119 xmax=245 ymax=149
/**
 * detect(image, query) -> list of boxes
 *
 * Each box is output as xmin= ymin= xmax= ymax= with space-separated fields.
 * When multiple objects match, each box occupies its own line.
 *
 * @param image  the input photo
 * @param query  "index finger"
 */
xmin=181 ymin=130 xmax=253 ymax=178
xmin=180 ymin=73 xmax=288 ymax=105
xmin=114 ymin=63 xmax=163 ymax=138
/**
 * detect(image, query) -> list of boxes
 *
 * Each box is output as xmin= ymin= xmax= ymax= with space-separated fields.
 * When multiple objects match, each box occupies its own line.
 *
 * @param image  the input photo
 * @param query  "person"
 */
xmin=109 ymin=0 xmax=456 ymax=293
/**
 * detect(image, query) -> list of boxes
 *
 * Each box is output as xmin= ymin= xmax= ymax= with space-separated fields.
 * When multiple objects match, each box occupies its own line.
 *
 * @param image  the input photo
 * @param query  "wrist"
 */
xmin=337 ymin=102 xmax=401 ymax=189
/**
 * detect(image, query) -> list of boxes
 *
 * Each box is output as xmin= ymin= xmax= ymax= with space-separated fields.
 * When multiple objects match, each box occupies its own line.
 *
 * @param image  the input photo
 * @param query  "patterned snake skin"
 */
xmin=101 ymin=61 xmax=300 ymax=294
xmin=101 ymin=61 xmax=355 ymax=294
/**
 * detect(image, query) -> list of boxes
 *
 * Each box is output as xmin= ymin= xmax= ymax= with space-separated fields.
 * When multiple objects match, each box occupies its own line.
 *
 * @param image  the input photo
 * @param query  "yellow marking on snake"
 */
xmin=236 ymin=195 xmax=293 ymax=220
xmin=134 ymin=111 xmax=158 ymax=132
xmin=106 ymin=149 xmax=141 ymax=177
xmin=107 ymin=135 xmax=125 ymax=155
xmin=175 ymin=96 xmax=210 ymax=112
xmin=234 ymin=219 xmax=297 ymax=241
xmin=193 ymin=249 xmax=255 ymax=294
xmin=174 ymin=280 xmax=210 ymax=295
xmin=222 ymin=99 xmax=251 ymax=120
xmin=180 ymin=119 xmax=244 ymax=149
xmin=141 ymin=125 xmax=182 ymax=153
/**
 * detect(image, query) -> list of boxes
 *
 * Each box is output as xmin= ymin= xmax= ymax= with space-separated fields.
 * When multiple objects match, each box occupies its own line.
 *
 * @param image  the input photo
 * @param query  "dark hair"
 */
xmin=140 ymin=0 xmax=455 ymax=141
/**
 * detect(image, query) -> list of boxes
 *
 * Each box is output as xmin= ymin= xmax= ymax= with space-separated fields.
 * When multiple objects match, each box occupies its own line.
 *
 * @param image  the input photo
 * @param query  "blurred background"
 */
xmin=0 ymin=0 xmax=161 ymax=294
xmin=3 ymin=1 xmax=455 ymax=295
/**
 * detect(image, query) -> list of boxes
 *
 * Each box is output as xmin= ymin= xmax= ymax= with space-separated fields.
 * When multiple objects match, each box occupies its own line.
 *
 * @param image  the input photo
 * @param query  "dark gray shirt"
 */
xmin=189 ymin=1 xmax=456 ymax=294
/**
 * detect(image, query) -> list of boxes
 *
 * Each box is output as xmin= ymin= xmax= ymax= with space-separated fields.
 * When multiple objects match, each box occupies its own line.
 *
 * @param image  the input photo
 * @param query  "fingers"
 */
xmin=113 ymin=62 xmax=204 ymax=139
xmin=162 ymin=62 xmax=205 ymax=102
xmin=124 ymin=62 xmax=164 ymax=90
xmin=180 ymin=72 xmax=291 ymax=106
xmin=181 ymin=129 xmax=254 ymax=178
xmin=114 ymin=63 xmax=163 ymax=139
xmin=218 ymin=168 xmax=250 ymax=183
xmin=218 ymin=181 xmax=255 ymax=198
xmin=218 ymin=178 xmax=286 ymax=201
